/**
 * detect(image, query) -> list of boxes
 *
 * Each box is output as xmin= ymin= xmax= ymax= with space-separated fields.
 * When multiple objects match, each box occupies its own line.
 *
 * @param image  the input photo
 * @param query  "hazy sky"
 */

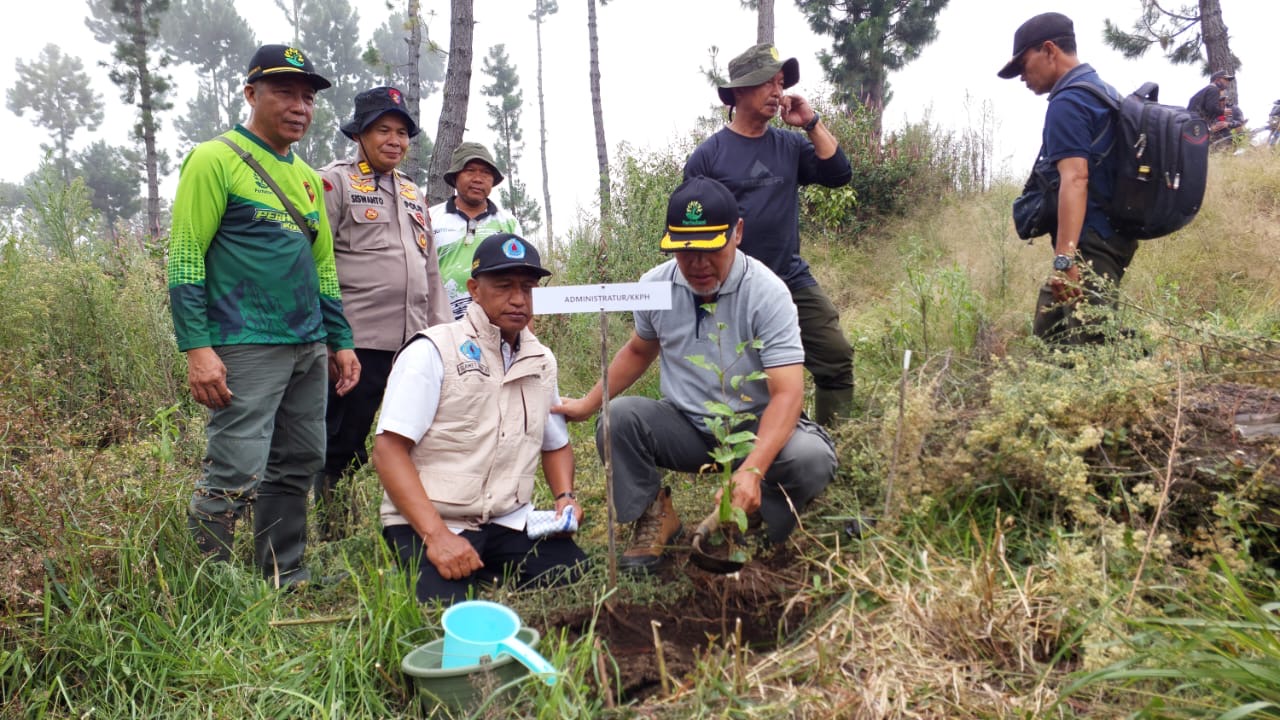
xmin=3 ymin=0 xmax=1277 ymax=233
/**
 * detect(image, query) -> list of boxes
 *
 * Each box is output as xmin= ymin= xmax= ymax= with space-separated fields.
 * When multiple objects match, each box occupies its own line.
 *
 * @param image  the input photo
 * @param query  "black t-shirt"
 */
xmin=684 ymin=126 xmax=851 ymax=291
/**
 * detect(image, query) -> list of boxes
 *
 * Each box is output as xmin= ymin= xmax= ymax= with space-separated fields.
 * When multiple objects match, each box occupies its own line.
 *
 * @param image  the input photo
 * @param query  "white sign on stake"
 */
xmin=534 ymin=282 xmax=672 ymax=315
xmin=528 ymin=280 xmax=670 ymax=592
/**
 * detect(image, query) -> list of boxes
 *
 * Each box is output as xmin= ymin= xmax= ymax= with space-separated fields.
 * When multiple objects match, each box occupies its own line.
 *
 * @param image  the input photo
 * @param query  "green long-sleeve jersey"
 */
xmin=167 ymin=125 xmax=354 ymax=352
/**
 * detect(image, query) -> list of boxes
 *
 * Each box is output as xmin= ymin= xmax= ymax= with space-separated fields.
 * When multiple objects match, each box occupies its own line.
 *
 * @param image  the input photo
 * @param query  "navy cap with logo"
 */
xmin=996 ymin=12 xmax=1074 ymax=79
xmin=246 ymin=44 xmax=332 ymax=90
xmin=660 ymin=176 xmax=740 ymax=252
xmin=470 ymin=233 xmax=551 ymax=278
xmin=341 ymin=86 xmax=420 ymax=139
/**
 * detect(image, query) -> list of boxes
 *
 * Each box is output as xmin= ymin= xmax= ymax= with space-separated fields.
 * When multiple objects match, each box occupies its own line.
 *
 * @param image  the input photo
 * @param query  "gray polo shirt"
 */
xmin=634 ymin=250 xmax=804 ymax=430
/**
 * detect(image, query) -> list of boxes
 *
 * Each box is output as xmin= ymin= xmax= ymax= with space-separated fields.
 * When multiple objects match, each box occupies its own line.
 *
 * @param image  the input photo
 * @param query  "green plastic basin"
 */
xmin=401 ymin=626 xmax=542 ymax=712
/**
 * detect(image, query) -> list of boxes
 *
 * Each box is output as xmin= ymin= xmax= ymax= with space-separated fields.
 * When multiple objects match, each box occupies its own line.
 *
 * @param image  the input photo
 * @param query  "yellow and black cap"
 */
xmin=246 ymin=44 xmax=332 ymax=90
xmin=660 ymin=176 xmax=739 ymax=253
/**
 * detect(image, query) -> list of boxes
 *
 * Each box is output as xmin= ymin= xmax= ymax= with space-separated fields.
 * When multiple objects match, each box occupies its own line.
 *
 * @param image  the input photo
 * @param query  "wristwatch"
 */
xmin=555 ymin=491 xmax=576 ymax=501
xmin=1052 ymin=254 xmax=1075 ymax=272
xmin=802 ymin=112 xmax=821 ymax=132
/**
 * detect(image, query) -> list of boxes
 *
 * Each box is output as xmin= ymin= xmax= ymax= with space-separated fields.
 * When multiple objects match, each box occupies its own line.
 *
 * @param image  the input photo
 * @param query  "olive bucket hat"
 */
xmin=717 ymin=44 xmax=799 ymax=106
xmin=442 ymin=142 xmax=504 ymax=188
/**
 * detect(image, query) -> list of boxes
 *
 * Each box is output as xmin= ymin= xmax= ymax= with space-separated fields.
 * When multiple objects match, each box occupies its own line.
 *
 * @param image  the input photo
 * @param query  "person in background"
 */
xmin=168 ymin=44 xmax=359 ymax=588
xmin=425 ymin=143 xmax=523 ymax=320
xmin=998 ymin=12 xmax=1138 ymax=345
xmin=1187 ymin=70 xmax=1235 ymax=127
xmin=684 ymin=43 xmax=855 ymax=427
xmin=315 ymin=87 xmax=450 ymax=539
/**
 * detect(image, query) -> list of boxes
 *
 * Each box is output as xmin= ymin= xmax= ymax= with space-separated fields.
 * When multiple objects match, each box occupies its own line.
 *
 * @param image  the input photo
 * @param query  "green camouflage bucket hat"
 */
xmin=443 ymin=142 xmax=504 ymax=187
xmin=717 ymin=44 xmax=799 ymax=106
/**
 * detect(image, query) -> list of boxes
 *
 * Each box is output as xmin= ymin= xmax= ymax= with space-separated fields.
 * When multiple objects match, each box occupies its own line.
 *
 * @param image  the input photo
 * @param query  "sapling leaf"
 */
xmin=744 ymin=370 xmax=767 ymax=382
xmin=723 ymin=431 xmax=756 ymax=445
xmin=731 ymin=506 xmax=749 ymax=533
xmin=705 ymin=401 xmax=735 ymax=417
xmin=686 ymin=354 xmax=716 ymax=372
xmin=729 ymin=549 xmax=748 ymax=564
xmin=709 ymin=447 xmax=737 ymax=465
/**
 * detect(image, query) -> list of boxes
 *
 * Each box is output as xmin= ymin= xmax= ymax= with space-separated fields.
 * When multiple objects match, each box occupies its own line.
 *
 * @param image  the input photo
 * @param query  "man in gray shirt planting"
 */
xmin=554 ymin=176 xmax=837 ymax=571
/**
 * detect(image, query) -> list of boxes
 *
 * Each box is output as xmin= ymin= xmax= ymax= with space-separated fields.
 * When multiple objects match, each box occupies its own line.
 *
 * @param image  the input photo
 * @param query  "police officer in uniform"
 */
xmin=317 ymin=87 xmax=450 ymax=538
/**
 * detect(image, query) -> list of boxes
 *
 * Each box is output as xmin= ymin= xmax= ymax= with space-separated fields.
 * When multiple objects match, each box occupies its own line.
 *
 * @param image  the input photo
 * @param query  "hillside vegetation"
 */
xmin=1 ymin=127 xmax=1279 ymax=718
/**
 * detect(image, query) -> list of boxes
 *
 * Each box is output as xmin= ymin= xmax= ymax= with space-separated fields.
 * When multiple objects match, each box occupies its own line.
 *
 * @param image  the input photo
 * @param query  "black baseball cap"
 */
xmin=1211 ymin=70 xmax=1235 ymax=82
xmin=997 ymin=12 xmax=1074 ymax=79
xmin=660 ymin=176 xmax=740 ymax=252
xmin=246 ymin=44 xmax=332 ymax=90
xmin=470 ymin=233 xmax=551 ymax=278
xmin=341 ymin=86 xmax=420 ymax=139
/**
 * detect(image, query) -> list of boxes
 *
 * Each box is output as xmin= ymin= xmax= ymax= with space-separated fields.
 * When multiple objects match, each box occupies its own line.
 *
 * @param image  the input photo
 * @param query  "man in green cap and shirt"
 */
xmin=425 ymin=142 xmax=525 ymax=319
xmin=684 ymin=43 xmax=854 ymax=427
xmin=168 ymin=44 xmax=359 ymax=588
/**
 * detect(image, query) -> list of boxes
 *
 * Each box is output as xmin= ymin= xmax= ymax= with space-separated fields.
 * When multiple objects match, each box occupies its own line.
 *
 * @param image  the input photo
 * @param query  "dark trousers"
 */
xmin=324 ymin=348 xmax=394 ymax=475
xmin=382 ymin=523 xmax=588 ymax=604
xmin=792 ymin=283 xmax=854 ymax=391
xmin=1034 ymin=228 xmax=1139 ymax=345
xmin=600 ymin=397 xmax=837 ymax=544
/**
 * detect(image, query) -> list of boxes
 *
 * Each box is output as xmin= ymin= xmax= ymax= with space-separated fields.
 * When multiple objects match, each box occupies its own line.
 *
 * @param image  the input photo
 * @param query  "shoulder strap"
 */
xmin=1057 ymin=80 xmax=1121 ymax=111
xmin=215 ymin=135 xmax=316 ymax=244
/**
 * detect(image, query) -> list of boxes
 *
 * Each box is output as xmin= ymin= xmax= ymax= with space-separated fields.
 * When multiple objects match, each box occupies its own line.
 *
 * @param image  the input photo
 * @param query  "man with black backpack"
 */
xmin=999 ymin=12 xmax=1139 ymax=345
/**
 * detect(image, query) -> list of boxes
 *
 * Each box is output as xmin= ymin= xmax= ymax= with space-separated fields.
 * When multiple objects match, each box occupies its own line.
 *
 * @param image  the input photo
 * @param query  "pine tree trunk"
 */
xmin=425 ymin=0 xmax=474 ymax=206
xmin=1199 ymin=0 xmax=1236 ymax=98
xmin=587 ymin=0 xmax=609 ymax=223
xmin=403 ymin=0 xmax=424 ymax=180
xmin=132 ymin=0 xmax=162 ymax=241
xmin=535 ymin=0 xmax=554 ymax=249
xmin=756 ymin=0 xmax=775 ymax=45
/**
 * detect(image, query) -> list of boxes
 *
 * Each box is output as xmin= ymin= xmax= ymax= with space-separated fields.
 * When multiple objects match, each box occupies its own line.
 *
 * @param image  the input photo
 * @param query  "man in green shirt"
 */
xmin=168 ymin=44 xmax=360 ymax=588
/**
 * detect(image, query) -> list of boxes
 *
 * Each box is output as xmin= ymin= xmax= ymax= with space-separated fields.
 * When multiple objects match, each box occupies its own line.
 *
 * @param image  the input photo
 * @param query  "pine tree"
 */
xmin=796 ymin=0 xmax=949 ymax=136
xmin=74 ymin=141 xmax=143 ymax=242
xmin=364 ymin=7 xmax=447 ymax=183
xmin=1104 ymin=0 xmax=1238 ymax=80
xmin=160 ymin=0 xmax=257 ymax=154
xmin=587 ymin=0 xmax=610 ymax=222
xmin=288 ymin=0 xmax=375 ymax=167
xmin=481 ymin=44 xmax=541 ymax=233
xmin=6 ymin=45 xmax=104 ymax=183
xmin=424 ymin=0 xmax=474 ymax=206
xmin=529 ymin=0 xmax=557 ymax=247
xmin=85 ymin=0 xmax=173 ymax=241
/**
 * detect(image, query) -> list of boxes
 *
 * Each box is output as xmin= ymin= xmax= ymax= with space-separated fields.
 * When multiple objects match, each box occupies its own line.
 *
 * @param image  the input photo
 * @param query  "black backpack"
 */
xmin=1067 ymin=81 xmax=1210 ymax=240
xmin=1013 ymin=81 xmax=1210 ymax=242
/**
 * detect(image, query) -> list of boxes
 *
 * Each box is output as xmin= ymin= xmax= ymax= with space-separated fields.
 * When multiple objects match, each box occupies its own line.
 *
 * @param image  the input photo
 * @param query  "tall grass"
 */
xmin=3 ymin=136 xmax=1280 ymax=718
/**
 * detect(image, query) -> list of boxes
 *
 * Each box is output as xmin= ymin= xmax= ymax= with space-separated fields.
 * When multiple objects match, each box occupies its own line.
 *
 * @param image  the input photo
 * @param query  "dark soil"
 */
xmin=1118 ymin=381 xmax=1280 ymax=534
xmin=546 ymin=543 xmax=815 ymax=702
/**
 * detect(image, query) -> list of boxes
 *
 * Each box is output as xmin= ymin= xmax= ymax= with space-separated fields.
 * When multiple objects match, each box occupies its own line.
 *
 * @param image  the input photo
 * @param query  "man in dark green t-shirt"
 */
xmin=168 ymin=44 xmax=360 ymax=588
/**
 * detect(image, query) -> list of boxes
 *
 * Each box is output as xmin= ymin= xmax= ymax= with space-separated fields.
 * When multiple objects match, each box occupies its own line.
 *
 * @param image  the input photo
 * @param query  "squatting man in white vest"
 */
xmin=371 ymin=233 xmax=587 ymax=604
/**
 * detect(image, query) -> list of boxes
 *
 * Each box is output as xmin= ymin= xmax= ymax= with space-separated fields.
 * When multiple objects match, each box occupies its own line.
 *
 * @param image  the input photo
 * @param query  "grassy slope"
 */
xmin=2 ymin=151 xmax=1279 ymax=718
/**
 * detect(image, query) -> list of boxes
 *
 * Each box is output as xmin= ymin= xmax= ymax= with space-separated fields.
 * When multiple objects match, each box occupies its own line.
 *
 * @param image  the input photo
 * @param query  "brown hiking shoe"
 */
xmin=619 ymin=487 xmax=682 ymax=572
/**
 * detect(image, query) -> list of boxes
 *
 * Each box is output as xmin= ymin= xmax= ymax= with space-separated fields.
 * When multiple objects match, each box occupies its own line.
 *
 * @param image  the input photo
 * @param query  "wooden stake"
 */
xmin=884 ymin=349 xmax=911 ymax=520
xmin=600 ymin=308 xmax=618 ymax=590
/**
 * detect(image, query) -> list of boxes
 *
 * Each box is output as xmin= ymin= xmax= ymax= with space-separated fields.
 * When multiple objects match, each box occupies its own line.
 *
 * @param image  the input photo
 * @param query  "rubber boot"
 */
xmin=188 ymin=511 xmax=236 ymax=563
xmin=313 ymin=471 xmax=347 ymax=541
xmin=814 ymin=386 xmax=854 ymax=427
xmin=253 ymin=493 xmax=311 ymax=589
